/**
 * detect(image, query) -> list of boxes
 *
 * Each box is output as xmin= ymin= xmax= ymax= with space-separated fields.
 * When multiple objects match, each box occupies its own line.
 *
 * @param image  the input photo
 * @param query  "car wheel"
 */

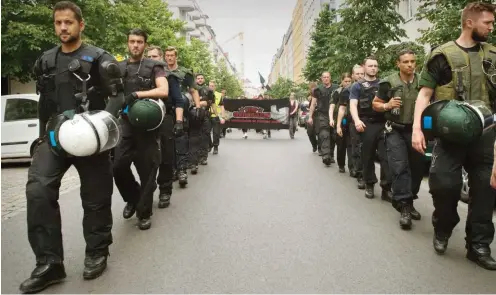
xmin=460 ymin=168 xmax=469 ymax=204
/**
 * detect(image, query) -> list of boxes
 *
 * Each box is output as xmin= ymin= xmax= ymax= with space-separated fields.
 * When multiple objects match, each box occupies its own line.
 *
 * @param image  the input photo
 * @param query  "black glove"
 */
xmin=125 ymin=92 xmax=138 ymax=106
xmin=173 ymin=120 xmax=184 ymax=137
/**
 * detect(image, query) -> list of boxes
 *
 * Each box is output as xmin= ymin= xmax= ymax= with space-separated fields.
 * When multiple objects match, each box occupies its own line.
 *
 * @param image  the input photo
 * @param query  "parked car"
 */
xmin=1 ymin=94 xmax=40 ymax=159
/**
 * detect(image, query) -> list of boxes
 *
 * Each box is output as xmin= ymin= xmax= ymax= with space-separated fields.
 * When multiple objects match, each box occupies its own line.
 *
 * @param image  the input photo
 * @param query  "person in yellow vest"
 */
xmin=412 ymin=2 xmax=496 ymax=270
xmin=372 ymin=49 xmax=422 ymax=230
xmin=209 ymin=80 xmax=225 ymax=154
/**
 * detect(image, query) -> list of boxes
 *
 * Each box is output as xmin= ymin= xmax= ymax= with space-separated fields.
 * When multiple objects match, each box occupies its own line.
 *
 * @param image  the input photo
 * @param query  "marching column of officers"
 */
xmin=20 ymin=1 xmax=226 ymax=293
xmin=307 ymin=2 xmax=496 ymax=271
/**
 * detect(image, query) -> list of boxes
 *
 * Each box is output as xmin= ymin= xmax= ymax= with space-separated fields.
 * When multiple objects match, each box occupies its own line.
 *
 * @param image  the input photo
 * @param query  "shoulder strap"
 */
xmin=40 ymin=46 xmax=61 ymax=74
xmin=75 ymin=44 xmax=105 ymax=75
xmin=118 ymin=60 xmax=128 ymax=78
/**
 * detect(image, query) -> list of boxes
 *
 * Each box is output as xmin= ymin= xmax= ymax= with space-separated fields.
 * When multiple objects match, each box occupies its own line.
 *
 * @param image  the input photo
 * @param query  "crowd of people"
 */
xmin=303 ymin=1 xmax=496 ymax=272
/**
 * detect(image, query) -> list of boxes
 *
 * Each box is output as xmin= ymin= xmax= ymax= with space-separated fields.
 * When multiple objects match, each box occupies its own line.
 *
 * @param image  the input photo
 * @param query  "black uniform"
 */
xmin=313 ymin=84 xmax=337 ymax=165
xmin=332 ymin=88 xmax=352 ymax=171
xmin=23 ymin=43 xmax=123 ymax=292
xmin=156 ymin=69 xmax=186 ymax=204
xmin=339 ymin=87 xmax=359 ymax=176
xmin=421 ymin=43 xmax=496 ymax=266
xmin=196 ymin=85 xmax=214 ymax=166
xmin=305 ymin=98 xmax=320 ymax=152
xmin=349 ymin=79 xmax=391 ymax=197
xmin=113 ymin=58 xmax=166 ymax=225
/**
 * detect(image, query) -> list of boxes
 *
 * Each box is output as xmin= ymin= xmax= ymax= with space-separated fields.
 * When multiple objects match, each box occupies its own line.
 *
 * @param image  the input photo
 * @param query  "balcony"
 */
xmin=189 ymin=29 xmax=201 ymax=38
xmin=184 ymin=19 xmax=195 ymax=31
xmin=170 ymin=0 xmax=194 ymax=12
xmin=194 ymin=18 xmax=206 ymax=27
xmin=189 ymin=10 xmax=202 ymax=20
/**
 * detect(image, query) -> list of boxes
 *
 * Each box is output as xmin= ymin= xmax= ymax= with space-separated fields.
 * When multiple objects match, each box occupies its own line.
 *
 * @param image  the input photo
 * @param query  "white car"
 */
xmin=1 ymin=94 xmax=41 ymax=159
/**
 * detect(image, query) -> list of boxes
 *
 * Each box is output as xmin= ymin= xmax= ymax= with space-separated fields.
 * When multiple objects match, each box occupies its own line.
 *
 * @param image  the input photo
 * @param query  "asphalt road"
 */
xmin=2 ymin=129 xmax=495 ymax=294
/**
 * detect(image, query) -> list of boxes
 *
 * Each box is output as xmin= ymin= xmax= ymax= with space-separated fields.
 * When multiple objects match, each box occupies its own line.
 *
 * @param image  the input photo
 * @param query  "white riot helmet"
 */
xmin=47 ymin=110 xmax=120 ymax=157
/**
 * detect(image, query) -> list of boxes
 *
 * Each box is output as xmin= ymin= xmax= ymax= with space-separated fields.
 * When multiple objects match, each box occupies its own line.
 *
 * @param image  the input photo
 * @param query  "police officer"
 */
xmin=350 ymin=57 xmax=392 ymax=200
xmin=337 ymin=65 xmax=364 ymax=180
xmin=163 ymin=46 xmax=201 ymax=187
xmin=372 ymin=49 xmax=423 ymax=230
xmin=306 ymin=82 xmax=320 ymax=153
xmin=21 ymin=2 xmax=126 ymax=293
xmin=113 ymin=29 xmax=169 ymax=230
xmin=308 ymin=71 xmax=337 ymax=166
xmin=196 ymin=74 xmax=215 ymax=166
xmin=209 ymin=80 xmax=225 ymax=154
xmin=412 ymin=2 xmax=496 ymax=269
xmin=331 ymin=73 xmax=352 ymax=173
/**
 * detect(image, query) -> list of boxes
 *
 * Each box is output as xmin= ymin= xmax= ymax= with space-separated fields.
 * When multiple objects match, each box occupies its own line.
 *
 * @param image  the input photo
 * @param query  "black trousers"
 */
xmin=385 ymin=126 xmax=424 ymax=207
xmin=359 ymin=119 xmax=391 ymax=189
xmin=113 ymin=119 xmax=161 ymax=219
xmin=200 ymin=115 xmax=211 ymax=160
xmin=26 ymin=141 xmax=113 ymax=264
xmin=349 ymin=121 xmax=363 ymax=176
xmin=317 ymin=115 xmax=331 ymax=158
xmin=157 ymin=114 xmax=175 ymax=195
xmin=210 ymin=117 xmax=221 ymax=147
xmin=336 ymin=122 xmax=353 ymax=170
xmin=189 ymin=110 xmax=203 ymax=167
xmin=429 ymin=129 xmax=496 ymax=245
xmin=289 ymin=116 xmax=297 ymax=138
xmin=306 ymin=120 xmax=319 ymax=150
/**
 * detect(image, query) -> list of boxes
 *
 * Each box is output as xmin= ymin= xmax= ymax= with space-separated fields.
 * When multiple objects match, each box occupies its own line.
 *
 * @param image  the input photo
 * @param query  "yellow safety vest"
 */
xmin=211 ymin=91 xmax=223 ymax=117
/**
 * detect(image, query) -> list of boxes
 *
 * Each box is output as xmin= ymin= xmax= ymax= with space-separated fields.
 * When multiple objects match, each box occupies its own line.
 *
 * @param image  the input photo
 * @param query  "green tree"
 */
xmin=303 ymin=4 xmax=333 ymax=82
xmin=416 ymin=0 xmax=495 ymax=47
xmin=327 ymin=0 xmax=407 ymax=75
xmin=212 ymin=59 xmax=244 ymax=98
xmin=266 ymin=77 xmax=295 ymax=98
xmin=375 ymin=42 xmax=426 ymax=78
xmin=178 ymin=38 xmax=216 ymax=79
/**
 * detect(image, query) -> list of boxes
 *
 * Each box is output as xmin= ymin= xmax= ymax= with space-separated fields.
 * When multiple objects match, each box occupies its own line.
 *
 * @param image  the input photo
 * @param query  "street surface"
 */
xmin=2 ymin=129 xmax=496 ymax=293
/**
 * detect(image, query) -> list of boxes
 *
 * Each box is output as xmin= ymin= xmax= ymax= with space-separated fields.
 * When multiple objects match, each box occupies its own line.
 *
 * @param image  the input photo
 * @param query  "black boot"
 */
xmin=178 ymin=169 xmax=188 ymax=188
xmin=19 ymin=264 xmax=66 ymax=294
xmin=349 ymin=170 xmax=357 ymax=178
xmin=191 ymin=165 xmax=198 ymax=175
xmin=466 ymin=244 xmax=496 ymax=270
xmin=312 ymin=146 xmax=317 ymax=153
xmin=83 ymin=256 xmax=107 ymax=280
xmin=158 ymin=192 xmax=171 ymax=209
xmin=322 ymin=156 xmax=332 ymax=166
xmin=339 ymin=166 xmax=345 ymax=173
xmin=365 ymin=184 xmax=374 ymax=199
xmin=122 ymin=203 xmax=136 ymax=219
xmin=213 ymin=146 xmax=218 ymax=155
xmin=200 ymin=158 xmax=208 ymax=165
xmin=410 ymin=204 xmax=421 ymax=220
xmin=330 ymin=157 xmax=336 ymax=164
xmin=357 ymin=178 xmax=366 ymax=190
xmin=433 ymin=232 xmax=450 ymax=254
xmin=399 ymin=203 xmax=412 ymax=230
xmin=172 ymin=169 xmax=178 ymax=181
xmin=381 ymin=190 xmax=392 ymax=203
xmin=138 ymin=218 xmax=151 ymax=230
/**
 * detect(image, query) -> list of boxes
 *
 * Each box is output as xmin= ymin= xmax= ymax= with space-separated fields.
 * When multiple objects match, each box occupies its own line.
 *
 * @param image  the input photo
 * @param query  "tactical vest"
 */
xmin=165 ymin=66 xmax=192 ymax=93
xmin=383 ymin=73 xmax=419 ymax=124
xmin=34 ymin=44 xmax=106 ymax=121
xmin=119 ymin=58 xmax=164 ymax=95
xmin=211 ymin=92 xmax=223 ymax=117
xmin=315 ymin=85 xmax=334 ymax=116
xmin=332 ymin=87 xmax=342 ymax=119
xmin=356 ymin=80 xmax=380 ymax=119
xmin=430 ymin=41 xmax=496 ymax=108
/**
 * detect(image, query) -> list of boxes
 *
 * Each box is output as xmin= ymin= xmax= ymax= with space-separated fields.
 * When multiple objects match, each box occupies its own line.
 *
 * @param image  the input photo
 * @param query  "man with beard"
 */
xmin=373 ymin=49 xmax=423 ymax=230
xmin=191 ymin=74 xmax=214 ymax=171
xmin=349 ymin=57 xmax=392 ymax=201
xmin=337 ymin=65 xmax=365 ymax=180
xmin=412 ymin=2 xmax=496 ymax=269
xmin=308 ymin=72 xmax=338 ymax=166
xmin=113 ymin=29 xmax=169 ymax=230
xmin=21 ymin=1 xmax=127 ymax=292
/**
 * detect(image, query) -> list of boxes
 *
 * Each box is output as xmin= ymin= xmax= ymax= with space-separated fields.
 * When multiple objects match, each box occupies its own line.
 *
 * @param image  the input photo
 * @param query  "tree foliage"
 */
xmin=212 ymin=59 xmax=244 ymax=98
xmin=416 ymin=0 xmax=495 ymax=47
xmin=303 ymin=4 xmax=333 ymax=82
xmin=266 ymin=77 xmax=296 ymax=99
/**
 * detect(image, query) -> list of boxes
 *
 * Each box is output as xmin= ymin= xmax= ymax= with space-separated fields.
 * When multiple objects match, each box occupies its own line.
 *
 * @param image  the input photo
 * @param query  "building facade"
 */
xmin=268 ymin=0 xmax=430 ymax=86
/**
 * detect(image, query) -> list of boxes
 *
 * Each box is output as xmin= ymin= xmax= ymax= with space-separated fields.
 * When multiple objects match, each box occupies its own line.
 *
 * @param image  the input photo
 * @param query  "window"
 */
xmin=4 ymin=98 xmax=38 ymax=122
xmin=406 ymin=0 xmax=413 ymax=20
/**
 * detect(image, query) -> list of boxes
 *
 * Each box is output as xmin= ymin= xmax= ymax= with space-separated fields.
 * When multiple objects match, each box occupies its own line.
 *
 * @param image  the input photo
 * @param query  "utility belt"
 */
xmin=385 ymin=121 xmax=413 ymax=133
xmin=360 ymin=116 xmax=385 ymax=124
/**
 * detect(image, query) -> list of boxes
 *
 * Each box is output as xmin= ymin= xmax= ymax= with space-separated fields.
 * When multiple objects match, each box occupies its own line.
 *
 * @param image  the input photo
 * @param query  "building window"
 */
xmin=406 ymin=0 xmax=413 ymax=20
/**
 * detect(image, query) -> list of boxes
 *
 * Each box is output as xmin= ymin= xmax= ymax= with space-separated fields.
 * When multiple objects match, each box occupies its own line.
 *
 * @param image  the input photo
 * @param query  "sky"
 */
xmin=198 ymin=0 xmax=297 ymax=87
